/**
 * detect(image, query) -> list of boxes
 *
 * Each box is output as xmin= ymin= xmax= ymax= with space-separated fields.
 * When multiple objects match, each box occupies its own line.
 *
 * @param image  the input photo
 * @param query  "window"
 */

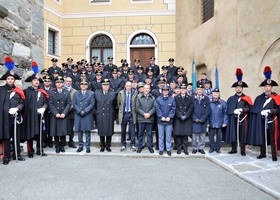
xmin=90 ymin=34 xmax=113 ymax=64
xmin=46 ymin=24 xmax=61 ymax=57
xmin=202 ymin=0 xmax=214 ymax=23
xmin=89 ymin=0 xmax=111 ymax=4
xmin=131 ymin=34 xmax=155 ymax=45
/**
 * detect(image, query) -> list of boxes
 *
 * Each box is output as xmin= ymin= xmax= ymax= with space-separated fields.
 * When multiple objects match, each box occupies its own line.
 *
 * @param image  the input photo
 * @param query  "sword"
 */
xmin=236 ymin=113 xmax=240 ymax=154
xmin=14 ymin=113 xmax=18 ymax=163
xmin=39 ymin=114 xmax=43 ymax=157
xmin=264 ymin=115 xmax=268 ymax=156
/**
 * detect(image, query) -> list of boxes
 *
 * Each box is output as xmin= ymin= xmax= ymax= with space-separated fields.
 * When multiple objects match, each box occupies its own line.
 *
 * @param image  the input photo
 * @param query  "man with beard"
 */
xmin=23 ymin=62 xmax=49 ymax=158
xmin=248 ymin=66 xmax=280 ymax=161
xmin=225 ymin=68 xmax=252 ymax=156
xmin=0 ymin=57 xmax=25 ymax=165
xmin=49 ymin=76 xmax=71 ymax=153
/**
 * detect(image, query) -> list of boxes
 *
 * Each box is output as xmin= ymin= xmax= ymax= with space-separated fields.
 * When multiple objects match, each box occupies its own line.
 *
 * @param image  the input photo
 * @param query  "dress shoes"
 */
xmin=184 ymin=150 xmax=189 ymax=155
xmin=216 ymin=149 xmax=221 ymax=154
xmin=86 ymin=148 xmax=90 ymax=153
xmin=48 ymin=143 xmax=53 ymax=148
xmin=155 ymin=146 xmax=159 ymax=150
xmin=37 ymin=149 xmax=47 ymax=156
xmin=209 ymin=149 xmax=214 ymax=153
xmin=177 ymin=150 xmax=181 ymax=155
xmin=127 ymin=136 xmax=131 ymax=141
xmin=148 ymin=148 xmax=154 ymax=154
xmin=228 ymin=150 xmax=237 ymax=154
xmin=28 ymin=152 xmax=34 ymax=158
xmin=55 ymin=147 xmax=60 ymax=154
xmin=100 ymin=147 xmax=105 ymax=152
xmin=257 ymin=154 xmax=266 ymax=159
xmin=241 ymin=152 xmax=246 ymax=156
xmin=77 ymin=147 xmax=83 ymax=152
xmin=198 ymin=149 xmax=205 ymax=154
xmin=192 ymin=149 xmax=197 ymax=154
xmin=13 ymin=156 xmax=25 ymax=161
xmin=60 ymin=147 xmax=65 ymax=153
xmin=167 ymin=151 xmax=172 ymax=156
xmin=3 ymin=158 xmax=9 ymax=165
xmin=136 ymin=149 xmax=142 ymax=153
xmin=106 ymin=147 xmax=112 ymax=152
xmin=272 ymin=156 xmax=277 ymax=161
xmin=159 ymin=151 xmax=163 ymax=155
xmin=68 ymin=142 xmax=77 ymax=148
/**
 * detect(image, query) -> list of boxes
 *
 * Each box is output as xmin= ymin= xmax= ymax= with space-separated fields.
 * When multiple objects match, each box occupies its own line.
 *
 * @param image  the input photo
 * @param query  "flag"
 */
xmin=215 ymin=66 xmax=219 ymax=89
xmin=192 ymin=58 xmax=197 ymax=92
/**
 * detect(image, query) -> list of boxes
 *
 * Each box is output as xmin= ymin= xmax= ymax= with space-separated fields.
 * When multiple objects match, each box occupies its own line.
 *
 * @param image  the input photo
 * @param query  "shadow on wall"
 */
xmin=196 ymin=63 xmax=207 ymax=80
xmin=260 ymin=38 xmax=280 ymax=94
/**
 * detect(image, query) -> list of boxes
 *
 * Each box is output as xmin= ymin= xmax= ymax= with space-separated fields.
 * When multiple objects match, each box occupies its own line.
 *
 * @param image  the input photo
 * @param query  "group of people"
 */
xmin=0 ymin=55 xmax=279 ymax=166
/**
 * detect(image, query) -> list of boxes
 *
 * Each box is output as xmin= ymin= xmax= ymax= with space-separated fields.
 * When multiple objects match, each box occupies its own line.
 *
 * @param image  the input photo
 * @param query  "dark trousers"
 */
xmin=209 ymin=128 xmax=222 ymax=151
xmin=100 ymin=136 xmax=112 ymax=148
xmin=68 ymin=118 xmax=75 ymax=142
xmin=121 ymin=112 xmax=135 ymax=147
xmin=27 ymin=135 xmax=43 ymax=153
xmin=138 ymin=123 xmax=153 ymax=149
xmin=2 ymin=125 xmax=21 ymax=159
xmin=43 ymin=113 xmax=52 ymax=145
xmin=260 ymin=126 xmax=277 ymax=157
xmin=54 ymin=136 xmax=66 ymax=148
xmin=175 ymin=135 xmax=188 ymax=151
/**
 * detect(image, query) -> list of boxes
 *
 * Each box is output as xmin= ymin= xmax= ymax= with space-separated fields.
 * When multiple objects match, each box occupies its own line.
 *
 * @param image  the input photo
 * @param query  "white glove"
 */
xmin=234 ymin=108 xmax=242 ymax=115
xmin=9 ymin=107 xmax=19 ymax=115
xmin=37 ymin=108 xmax=46 ymax=115
xmin=261 ymin=109 xmax=270 ymax=116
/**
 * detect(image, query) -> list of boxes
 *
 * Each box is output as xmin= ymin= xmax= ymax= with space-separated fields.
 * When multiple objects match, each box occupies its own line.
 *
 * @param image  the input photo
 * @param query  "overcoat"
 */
xmin=95 ymin=90 xmax=116 ymax=136
xmin=49 ymin=88 xmax=71 ymax=136
xmin=73 ymin=90 xmax=95 ymax=131
xmin=174 ymin=94 xmax=194 ymax=135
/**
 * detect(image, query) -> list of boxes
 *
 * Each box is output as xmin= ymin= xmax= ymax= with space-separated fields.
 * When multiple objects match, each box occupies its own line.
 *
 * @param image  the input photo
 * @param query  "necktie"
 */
xmin=126 ymin=92 xmax=130 ymax=112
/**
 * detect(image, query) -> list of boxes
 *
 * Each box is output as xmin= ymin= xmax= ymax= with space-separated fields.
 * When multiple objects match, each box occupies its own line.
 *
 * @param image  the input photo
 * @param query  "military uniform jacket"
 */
xmin=110 ymin=78 xmax=124 ymax=94
xmin=0 ymin=84 xmax=24 ymax=140
xmin=95 ymin=90 xmax=117 ymax=136
xmin=22 ymin=87 xmax=48 ymax=140
xmin=145 ymin=65 xmax=159 ymax=77
xmin=73 ymin=90 xmax=95 ymax=131
xmin=192 ymin=94 xmax=210 ymax=133
xmin=49 ymin=88 xmax=71 ymax=136
xmin=174 ymin=94 xmax=194 ymax=135
xmin=48 ymin=66 xmax=61 ymax=76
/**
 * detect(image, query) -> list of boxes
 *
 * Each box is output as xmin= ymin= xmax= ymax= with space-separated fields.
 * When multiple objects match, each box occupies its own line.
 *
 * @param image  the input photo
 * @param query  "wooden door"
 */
xmin=130 ymin=48 xmax=154 ymax=69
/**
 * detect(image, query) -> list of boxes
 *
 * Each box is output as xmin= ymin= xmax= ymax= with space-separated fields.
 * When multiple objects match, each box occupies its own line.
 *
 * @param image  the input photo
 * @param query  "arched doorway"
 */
xmin=127 ymin=30 xmax=158 ymax=68
xmin=85 ymin=31 xmax=116 ymax=64
xmin=259 ymin=38 xmax=280 ymax=94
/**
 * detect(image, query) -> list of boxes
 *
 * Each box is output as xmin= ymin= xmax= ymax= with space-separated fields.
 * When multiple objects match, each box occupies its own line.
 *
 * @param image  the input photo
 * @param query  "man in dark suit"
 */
xmin=95 ymin=79 xmax=117 ymax=152
xmin=167 ymin=58 xmax=177 ymax=76
xmin=173 ymin=83 xmax=194 ymax=155
xmin=73 ymin=80 xmax=95 ymax=153
xmin=48 ymin=58 xmax=61 ymax=76
xmin=49 ymin=76 xmax=71 ymax=154
xmin=145 ymin=56 xmax=159 ymax=77
xmin=104 ymin=56 xmax=117 ymax=73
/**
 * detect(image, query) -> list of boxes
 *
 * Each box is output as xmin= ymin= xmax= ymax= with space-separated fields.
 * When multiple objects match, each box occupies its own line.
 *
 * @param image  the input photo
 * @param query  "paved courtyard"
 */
xmin=0 ymin=151 xmax=278 ymax=200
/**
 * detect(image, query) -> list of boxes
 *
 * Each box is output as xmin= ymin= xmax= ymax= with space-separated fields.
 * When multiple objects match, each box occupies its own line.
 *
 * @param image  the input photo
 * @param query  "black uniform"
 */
xmin=22 ymin=87 xmax=48 ymax=156
xmin=95 ymin=90 xmax=117 ymax=149
xmin=0 ymin=85 xmax=25 ymax=161
xmin=49 ymin=88 xmax=71 ymax=151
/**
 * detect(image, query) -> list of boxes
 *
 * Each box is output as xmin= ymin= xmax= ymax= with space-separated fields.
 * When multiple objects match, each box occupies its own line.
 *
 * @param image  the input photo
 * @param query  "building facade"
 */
xmin=44 ymin=0 xmax=176 ymax=68
xmin=176 ymin=0 xmax=280 ymax=99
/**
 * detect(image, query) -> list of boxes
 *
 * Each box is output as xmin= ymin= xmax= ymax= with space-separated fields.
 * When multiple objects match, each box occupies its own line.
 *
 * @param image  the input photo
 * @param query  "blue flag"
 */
xmin=215 ymin=66 xmax=219 ymax=89
xmin=192 ymin=58 xmax=197 ymax=92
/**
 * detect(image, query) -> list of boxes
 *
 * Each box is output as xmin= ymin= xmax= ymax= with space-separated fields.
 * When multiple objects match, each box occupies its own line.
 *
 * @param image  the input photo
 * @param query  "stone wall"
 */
xmin=0 ymin=0 xmax=44 ymax=87
xmin=176 ymin=0 xmax=280 ymax=99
